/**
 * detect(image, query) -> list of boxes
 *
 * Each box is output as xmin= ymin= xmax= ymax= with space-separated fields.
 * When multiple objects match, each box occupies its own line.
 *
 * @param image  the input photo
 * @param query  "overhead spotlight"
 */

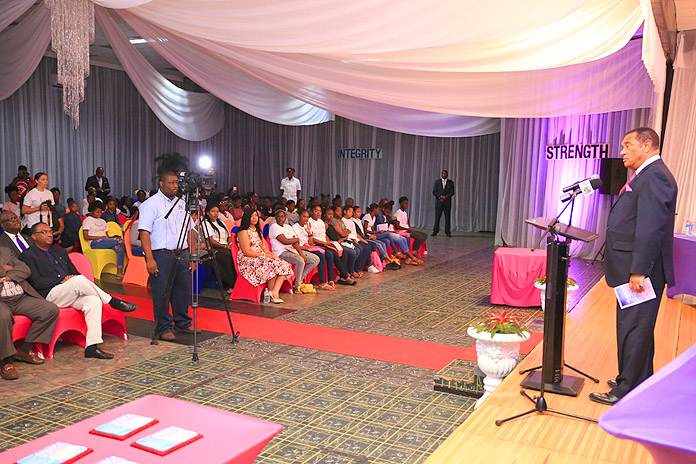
xmin=129 ymin=38 xmax=147 ymax=44
xmin=198 ymin=155 xmax=212 ymax=170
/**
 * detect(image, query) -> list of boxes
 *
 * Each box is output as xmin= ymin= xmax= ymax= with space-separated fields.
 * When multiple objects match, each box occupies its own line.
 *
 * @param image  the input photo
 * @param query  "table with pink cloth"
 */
xmin=0 ymin=394 xmax=283 ymax=464
xmin=490 ymin=247 xmax=547 ymax=307
xmin=599 ymin=342 xmax=696 ymax=464
xmin=666 ymin=234 xmax=696 ymax=299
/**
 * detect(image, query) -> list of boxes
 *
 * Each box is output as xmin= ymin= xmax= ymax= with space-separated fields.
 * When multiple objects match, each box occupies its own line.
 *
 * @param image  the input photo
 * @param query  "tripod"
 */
xmin=151 ymin=186 xmax=239 ymax=363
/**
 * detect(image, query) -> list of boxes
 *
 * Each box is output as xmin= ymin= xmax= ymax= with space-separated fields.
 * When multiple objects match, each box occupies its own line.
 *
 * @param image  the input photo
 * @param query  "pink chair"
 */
xmin=11 ymin=315 xmax=33 ymax=345
xmin=229 ymin=233 xmax=266 ymax=303
xmin=34 ymin=254 xmax=129 ymax=359
xmin=69 ymin=252 xmax=128 ymax=341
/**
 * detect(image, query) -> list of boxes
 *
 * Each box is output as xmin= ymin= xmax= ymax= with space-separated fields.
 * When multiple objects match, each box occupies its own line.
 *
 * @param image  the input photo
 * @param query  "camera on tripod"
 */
xmin=177 ymin=171 xmax=203 ymax=195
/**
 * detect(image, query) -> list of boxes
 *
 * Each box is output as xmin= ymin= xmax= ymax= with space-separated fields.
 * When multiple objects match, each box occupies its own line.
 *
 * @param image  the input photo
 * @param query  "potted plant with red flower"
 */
xmin=467 ymin=311 xmax=530 ymax=408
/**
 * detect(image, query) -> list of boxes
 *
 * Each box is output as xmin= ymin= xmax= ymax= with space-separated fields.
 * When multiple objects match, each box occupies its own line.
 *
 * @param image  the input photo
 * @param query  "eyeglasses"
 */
xmin=33 ymin=230 xmax=53 ymax=235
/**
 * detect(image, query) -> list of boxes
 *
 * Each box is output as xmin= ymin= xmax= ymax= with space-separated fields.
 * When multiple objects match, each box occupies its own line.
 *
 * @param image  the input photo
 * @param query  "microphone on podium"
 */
xmin=560 ymin=175 xmax=602 ymax=202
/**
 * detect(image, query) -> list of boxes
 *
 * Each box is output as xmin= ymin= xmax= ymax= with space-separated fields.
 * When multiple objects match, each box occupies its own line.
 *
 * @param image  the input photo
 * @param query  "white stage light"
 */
xmin=198 ymin=155 xmax=212 ymax=170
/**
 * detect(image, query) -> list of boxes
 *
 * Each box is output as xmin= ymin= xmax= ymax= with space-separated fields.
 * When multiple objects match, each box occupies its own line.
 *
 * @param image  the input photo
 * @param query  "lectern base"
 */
xmin=520 ymin=371 xmax=585 ymax=397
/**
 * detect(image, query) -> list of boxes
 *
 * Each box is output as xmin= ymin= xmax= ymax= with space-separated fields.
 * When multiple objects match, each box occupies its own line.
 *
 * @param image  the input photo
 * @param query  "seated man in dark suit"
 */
xmin=20 ymin=223 xmax=137 ymax=360
xmin=0 ymin=246 xmax=59 ymax=380
xmin=85 ymin=167 xmax=111 ymax=203
xmin=0 ymin=211 xmax=34 ymax=258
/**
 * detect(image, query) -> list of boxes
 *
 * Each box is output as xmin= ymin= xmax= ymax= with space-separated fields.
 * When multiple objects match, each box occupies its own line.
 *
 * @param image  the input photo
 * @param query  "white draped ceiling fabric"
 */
xmin=95 ymin=6 xmax=224 ymax=141
xmin=0 ymin=0 xmax=662 ymax=141
xmin=662 ymin=31 xmax=696 ymax=234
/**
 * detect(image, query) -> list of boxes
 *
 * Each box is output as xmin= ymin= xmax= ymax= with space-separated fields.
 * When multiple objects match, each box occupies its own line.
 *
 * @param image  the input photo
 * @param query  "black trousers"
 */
xmin=150 ymin=250 xmax=192 ymax=335
xmin=202 ymin=249 xmax=237 ymax=291
xmin=433 ymin=199 xmax=451 ymax=235
xmin=612 ymin=270 xmax=666 ymax=398
xmin=410 ymin=230 xmax=428 ymax=253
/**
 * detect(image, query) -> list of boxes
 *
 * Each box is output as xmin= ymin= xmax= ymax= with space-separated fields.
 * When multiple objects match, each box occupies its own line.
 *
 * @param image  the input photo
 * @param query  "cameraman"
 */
xmin=138 ymin=171 xmax=196 ymax=341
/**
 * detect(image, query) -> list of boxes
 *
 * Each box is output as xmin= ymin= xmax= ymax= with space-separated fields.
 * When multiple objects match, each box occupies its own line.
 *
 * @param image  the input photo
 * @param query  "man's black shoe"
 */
xmin=385 ymin=262 xmax=401 ymax=271
xmin=84 ymin=346 xmax=114 ymax=359
xmin=607 ymin=380 xmax=618 ymax=389
xmin=109 ymin=298 xmax=137 ymax=313
xmin=589 ymin=392 xmax=620 ymax=405
xmin=446 ymin=233 xmax=452 ymax=237
xmin=431 ymin=232 xmax=438 ymax=236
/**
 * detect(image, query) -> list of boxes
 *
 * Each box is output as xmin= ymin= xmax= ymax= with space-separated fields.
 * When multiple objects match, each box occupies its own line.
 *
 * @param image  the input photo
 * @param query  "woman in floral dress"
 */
xmin=236 ymin=209 xmax=292 ymax=303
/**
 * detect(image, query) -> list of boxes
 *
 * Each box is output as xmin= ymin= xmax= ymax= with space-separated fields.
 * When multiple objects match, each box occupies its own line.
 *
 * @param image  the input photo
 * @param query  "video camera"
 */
xmin=177 ymin=171 xmax=203 ymax=195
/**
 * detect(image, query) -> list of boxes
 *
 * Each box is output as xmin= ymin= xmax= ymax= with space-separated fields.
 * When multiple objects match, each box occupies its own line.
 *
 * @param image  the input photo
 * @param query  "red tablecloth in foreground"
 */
xmin=490 ymin=247 xmax=547 ymax=307
xmin=0 ymin=394 xmax=283 ymax=464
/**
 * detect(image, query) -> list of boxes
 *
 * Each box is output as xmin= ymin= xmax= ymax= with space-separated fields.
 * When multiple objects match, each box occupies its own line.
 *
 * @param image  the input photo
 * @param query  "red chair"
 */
xmin=68 ymin=252 xmax=128 ymax=342
xmin=11 ymin=316 xmax=33 ymax=346
xmin=122 ymin=228 xmax=149 ymax=287
xmin=117 ymin=213 xmax=127 ymax=224
xmin=229 ymin=233 xmax=266 ymax=303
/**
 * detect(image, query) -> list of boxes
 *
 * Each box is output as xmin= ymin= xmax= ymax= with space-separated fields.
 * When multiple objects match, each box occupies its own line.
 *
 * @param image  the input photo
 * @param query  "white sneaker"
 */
xmin=367 ymin=265 xmax=380 ymax=274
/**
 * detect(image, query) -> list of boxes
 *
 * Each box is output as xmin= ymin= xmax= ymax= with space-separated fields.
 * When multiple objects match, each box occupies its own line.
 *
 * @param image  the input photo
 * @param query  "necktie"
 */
xmin=619 ymin=173 xmax=636 ymax=195
xmin=442 ymin=179 xmax=446 ymax=189
xmin=15 ymin=236 xmax=27 ymax=252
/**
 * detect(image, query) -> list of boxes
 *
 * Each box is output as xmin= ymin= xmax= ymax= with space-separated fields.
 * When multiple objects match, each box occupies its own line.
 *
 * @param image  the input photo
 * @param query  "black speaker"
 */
xmin=599 ymin=158 xmax=627 ymax=195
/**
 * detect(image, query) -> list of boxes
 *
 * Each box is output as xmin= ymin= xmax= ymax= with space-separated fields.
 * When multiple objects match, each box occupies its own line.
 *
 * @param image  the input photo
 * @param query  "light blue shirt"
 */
xmin=138 ymin=190 xmax=192 ymax=251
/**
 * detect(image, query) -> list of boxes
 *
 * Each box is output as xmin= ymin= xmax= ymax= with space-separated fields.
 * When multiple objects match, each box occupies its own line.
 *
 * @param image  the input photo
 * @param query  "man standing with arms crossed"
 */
xmin=589 ymin=127 xmax=678 ymax=405
xmin=139 ymin=172 xmax=195 ymax=341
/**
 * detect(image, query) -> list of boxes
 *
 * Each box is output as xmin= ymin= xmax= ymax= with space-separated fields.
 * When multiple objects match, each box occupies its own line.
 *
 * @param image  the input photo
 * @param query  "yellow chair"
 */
xmin=79 ymin=223 xmax=126 ymax=278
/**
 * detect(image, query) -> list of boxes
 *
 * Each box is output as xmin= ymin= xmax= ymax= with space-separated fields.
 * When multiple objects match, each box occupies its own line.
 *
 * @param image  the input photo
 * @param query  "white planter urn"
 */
xmin=534 ymin=281 xmax=579 ymax=311
xmin=467 ymin=326 xmax=530 ymax=409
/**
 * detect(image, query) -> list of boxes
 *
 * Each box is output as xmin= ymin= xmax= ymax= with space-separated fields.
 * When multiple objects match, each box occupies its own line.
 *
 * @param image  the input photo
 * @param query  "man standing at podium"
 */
xmin=590 ymin=127 xmax=677 ymax=406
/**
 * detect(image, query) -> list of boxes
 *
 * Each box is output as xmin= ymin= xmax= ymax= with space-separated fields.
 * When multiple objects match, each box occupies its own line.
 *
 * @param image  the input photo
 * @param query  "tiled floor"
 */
xmin=0 ymin=234 xmax=604 ymax=463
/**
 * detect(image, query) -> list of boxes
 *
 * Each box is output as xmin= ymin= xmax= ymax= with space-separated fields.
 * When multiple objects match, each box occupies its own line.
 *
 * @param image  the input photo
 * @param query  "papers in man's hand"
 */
xmin=614 ymin=277 xmax=656 ymax=309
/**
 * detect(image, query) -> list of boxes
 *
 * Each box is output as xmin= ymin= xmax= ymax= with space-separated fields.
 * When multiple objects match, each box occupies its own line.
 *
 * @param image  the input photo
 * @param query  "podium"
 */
xmin=520 ymin=217 xmax=598 ymax=396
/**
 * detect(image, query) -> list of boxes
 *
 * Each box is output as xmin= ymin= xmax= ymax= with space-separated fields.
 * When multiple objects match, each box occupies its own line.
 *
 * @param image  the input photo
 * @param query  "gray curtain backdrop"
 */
xmin=495 ymin=108 xmax=651 ymax=259
xmin=0 ymin=58 xmax=500 ymax=231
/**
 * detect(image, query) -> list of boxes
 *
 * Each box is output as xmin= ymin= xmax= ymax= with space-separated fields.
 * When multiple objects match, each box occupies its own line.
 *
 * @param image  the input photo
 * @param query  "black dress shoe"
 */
xmin=84 ymin=346 xmax=114 ymax=359
xmin=607 ymin=380 xmax=618 ymax=389
xmin=446 ymin=233 xmax=452 ymax=237
xmin=431 ymin=232 xmax=438 ymax=236
xmin=109 ymin=298 xmax=137 ymax=313
xmin=589 ymin=392 xmax=620 ymax=405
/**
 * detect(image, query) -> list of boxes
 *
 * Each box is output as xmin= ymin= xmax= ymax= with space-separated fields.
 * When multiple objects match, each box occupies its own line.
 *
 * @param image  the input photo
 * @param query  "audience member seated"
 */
xmin=50 ymin=188 xmax=66 ymax=216
xmin=132 ymin=190 xmax=147 ymax=210
xmin=309 ymin=206 xmax=354 ymax=286
xmin=340 ymin=206 xmax=377 ymax=274
xmin=344 ymin=197 xmax=354 ymax=209
xmin=320 ymin=194 xmax=331 ymax=209
xmin=60 ymin=201 xmax=82 ymax=253
xmin=218 ymin=200 xmax=234 ymax=221
xmin=37 ymin=201 xmax=63 ymax=247
xmin=292 ymin=210 xmax=334 ymax=290
xmin=119 ymin=195 xmax=135 ymax=218
xmin=10 ymin=165 xmax=35 ymax=197
xmin=0 ymin=246 xmax=59 ymax=381
xmin=260 ymin=196 xmax=274 ymax=219
xmin=0 ymin=211 xmax=34 ymax=258
xmin=324 ymin=206 xmax=361 ymax=279
xmin=352 ymin=206 xmax=399 ymax=270
xmin=269 ymin=210 xmax=319 ymax=294
xmin=236 ymin=210 xmax=293 ymax=304
xmin=127 ymin=219 xmax=144 ymax=257
xmin=22 ymin=172 xmax=54 ymax=232
xmin=231 ymin=196 xmax=244 ymax=221
xmin=101 ymin=197 xmax=122 ymax=226
xmin=20 ymin=223 xmax=137 ymax=359
xmin=395 ymin=196 xmax=428 ymax=258
xmin=373 ymin=203 xmax=422 ymax=265
xmin=82 ymin=202 xmax=125 ymax=278
xmin=285 ymin=200 xmax=299 ymax=224
xmin=332 ymin=195 xmax=342 ymax=208
xmin=200 ymin=204 xmax=237 ymax=294
xmin=297 ymin=198 xmax=306 ymax=211
xmin=82 ymin=189 xmax=102 ymax=216
xmin=2 ymin=185 xmax=21 ymax=218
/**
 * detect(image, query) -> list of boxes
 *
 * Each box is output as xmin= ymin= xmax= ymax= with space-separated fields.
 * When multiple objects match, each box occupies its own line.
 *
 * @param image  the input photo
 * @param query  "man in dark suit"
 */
xmin=85 ymin=167 xmax=111 ymax=203
xmin=0 ymin=211 xmax=34 ymax=258
xmin=432 ymin=170 xmax=455 ymax=237
xmin=20 ymin=223 xmax=137 ymax=360
xmin=589 ymin=127 xmax=678 ymax=406
xmin=0 ymin=246 xmax=59 ymax=380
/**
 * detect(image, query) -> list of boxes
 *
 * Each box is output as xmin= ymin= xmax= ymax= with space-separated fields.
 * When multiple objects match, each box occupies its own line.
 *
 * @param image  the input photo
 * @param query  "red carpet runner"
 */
xmin=114 ymin=295 xmax=542 ymax=370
